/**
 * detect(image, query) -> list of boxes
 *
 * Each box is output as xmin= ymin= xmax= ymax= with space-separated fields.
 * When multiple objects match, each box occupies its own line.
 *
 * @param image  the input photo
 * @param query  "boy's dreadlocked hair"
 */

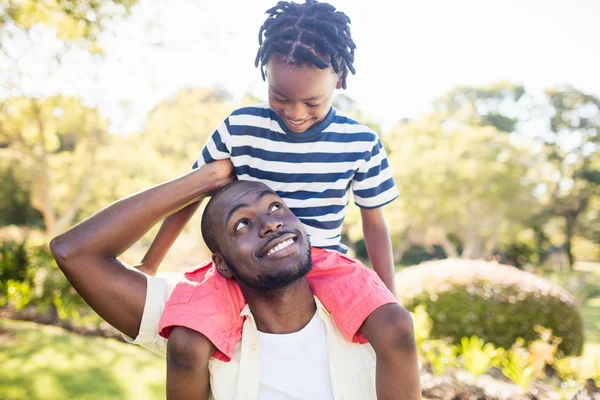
xmin=255 ymin=0 xmax=356 ymax=89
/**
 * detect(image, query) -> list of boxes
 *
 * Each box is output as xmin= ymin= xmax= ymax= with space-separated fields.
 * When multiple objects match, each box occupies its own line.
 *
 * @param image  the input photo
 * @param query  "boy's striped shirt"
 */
xmin=193 ymin=103 xmax=398 ymax=252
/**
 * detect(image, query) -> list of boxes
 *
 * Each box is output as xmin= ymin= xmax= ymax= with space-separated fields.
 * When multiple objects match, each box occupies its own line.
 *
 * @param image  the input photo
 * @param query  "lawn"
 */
xmin=1 ymin=284 xmax=599 ymax=399
xmin=0 ymin=318 xmax=166 ymax=400
xmin=580 ymin=296 xmax=600 ymax=375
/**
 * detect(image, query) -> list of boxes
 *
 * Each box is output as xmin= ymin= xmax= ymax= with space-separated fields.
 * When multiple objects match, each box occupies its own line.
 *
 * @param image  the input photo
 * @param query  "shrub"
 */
xmin=421 ymin=339 xmax=458 ymax=376
xmin=396 ymin=259 xmax=584 ymax=356
xmin=457 ymin=335 xmax=504 ymax=377
xmin=501 ymin=338 xmax=536 ymax=390
xmin=0 ymin=239 xmax=104 ymax=327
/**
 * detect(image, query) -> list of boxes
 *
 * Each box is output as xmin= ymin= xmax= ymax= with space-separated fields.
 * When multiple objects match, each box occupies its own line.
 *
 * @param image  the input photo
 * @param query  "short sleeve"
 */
xmin=191 ymin=118 xmax=232 ymax=170
xmin=351 ymin=137 xmax=399 ymax=209
xmin=121 ymin=273 xmax=181 ymax=357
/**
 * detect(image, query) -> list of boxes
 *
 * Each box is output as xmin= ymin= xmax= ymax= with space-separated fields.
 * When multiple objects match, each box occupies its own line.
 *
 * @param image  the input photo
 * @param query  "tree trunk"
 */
xmin=564 ymin=213 xmax=576 ymax=270
xmin=393 ymin=241 xmax=410 ymax=264
xmin=439 ymin=235 xmax=459 ymax=258
xmin=32 ymin=101 xmax=58 ymax=238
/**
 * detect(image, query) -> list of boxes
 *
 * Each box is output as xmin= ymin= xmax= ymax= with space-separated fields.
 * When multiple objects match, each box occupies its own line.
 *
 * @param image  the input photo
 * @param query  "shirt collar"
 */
xmin=240 ymin=296 xmax=328 ymax=319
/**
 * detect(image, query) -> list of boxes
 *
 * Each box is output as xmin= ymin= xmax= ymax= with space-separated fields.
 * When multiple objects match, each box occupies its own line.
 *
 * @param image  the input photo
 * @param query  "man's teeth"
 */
xmin=267 ymin=238 xmax=295 ymax=256
xmin=287 ymin=118 xmax=305 ymax=125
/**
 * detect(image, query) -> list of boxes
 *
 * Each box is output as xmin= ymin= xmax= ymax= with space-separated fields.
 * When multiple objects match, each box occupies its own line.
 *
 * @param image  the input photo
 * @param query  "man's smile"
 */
xmin=258 ymin=233 xmax=299 ymax=258
xmin=266 ymin=237 xmax=295 ymax=256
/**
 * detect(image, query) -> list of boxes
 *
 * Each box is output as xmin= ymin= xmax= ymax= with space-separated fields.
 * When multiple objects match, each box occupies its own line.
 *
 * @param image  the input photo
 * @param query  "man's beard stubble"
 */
xmin=225 ymin=241 xmax=313 ymax=292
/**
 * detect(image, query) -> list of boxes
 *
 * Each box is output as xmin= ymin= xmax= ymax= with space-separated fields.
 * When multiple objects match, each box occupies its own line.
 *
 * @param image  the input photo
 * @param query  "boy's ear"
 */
xmin=212 ymin=254 xmax=233 ymax=279
xmin=335 ymin=72 xmax=348 ymax=89
xmin=335 ymin=73 xmax=344 ymax=90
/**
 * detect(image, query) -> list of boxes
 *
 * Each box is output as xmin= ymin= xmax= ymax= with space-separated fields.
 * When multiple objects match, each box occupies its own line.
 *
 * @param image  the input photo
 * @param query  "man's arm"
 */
xmin=50 ymin=161 xmax=234 ymax=339
xmin=361 ymin=207 xmax=397 ymax=297
xmin=167 ymin=326 xmax=216 ymax=400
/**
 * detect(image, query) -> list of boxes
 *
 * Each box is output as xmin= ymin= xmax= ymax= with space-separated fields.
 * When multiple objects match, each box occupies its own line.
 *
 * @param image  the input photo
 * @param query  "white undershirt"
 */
xmin=256 ymin=312 xmax=334 ymax=400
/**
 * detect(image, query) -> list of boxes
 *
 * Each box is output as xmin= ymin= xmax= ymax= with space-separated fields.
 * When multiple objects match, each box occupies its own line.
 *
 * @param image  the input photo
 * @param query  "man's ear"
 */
xmin=212 ymin=254 xmax=233 ymax=279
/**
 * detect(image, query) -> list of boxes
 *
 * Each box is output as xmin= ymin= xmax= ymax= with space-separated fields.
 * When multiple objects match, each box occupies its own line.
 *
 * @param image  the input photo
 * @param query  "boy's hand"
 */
xmin=206 ymin=159 xmax=236 ymax=195
xmin=132 ymin=262 xmax=157 ymax=276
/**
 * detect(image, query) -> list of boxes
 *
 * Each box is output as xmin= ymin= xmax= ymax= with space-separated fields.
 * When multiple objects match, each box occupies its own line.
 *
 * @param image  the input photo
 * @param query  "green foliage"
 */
xmin=411 ymin=305 xmax=458 ymax=376
xmin=421 ymin=339 xmax=458 ymax=376
xmin=0 ymin=95 xmax=111 ymax=237
xmin=500 ymin=339 xmax=536 ymax=390
xmin=1 ymin=0 xmax=138 ymax=51
xmin=0 ymin=240 xmax=103 ymax=327
xmin=553 ymin=357 xmax=582 ymax=382
xmin=0 ymin=240 xmax=28 ymax=281
xmin=535 ymin=87 xmax=600 ymax=267
xmin=398 ymin=259 xmax=585 ymax=356
xmin=0 ymin=161 xmax=43 ymax=227
xmin=384 ymin=113 xmax=536 ymax=259
xmin=433 ymin=81 xmax=526 ymax=133
xmin=411 ymin=304 xmax=432 ymax=348
xmin=501 ymin=328 xmax=561 ymax=389
xmin=142 ymin=87 xmax=236 ymax=173
xmin=458 ymin=335 xmax=505 ymax=377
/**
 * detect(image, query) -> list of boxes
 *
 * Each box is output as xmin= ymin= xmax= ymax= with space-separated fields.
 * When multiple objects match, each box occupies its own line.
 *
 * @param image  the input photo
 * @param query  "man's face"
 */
xmin=211 ymin=182 xmax=312 ymax=291
xmin=266 ymin=55 xmax=341 ymax=134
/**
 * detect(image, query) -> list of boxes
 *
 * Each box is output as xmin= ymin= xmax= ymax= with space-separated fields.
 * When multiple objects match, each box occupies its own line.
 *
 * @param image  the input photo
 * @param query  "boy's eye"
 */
xmin=272 ymin=95 xmax=287 ymax=103
xmin=269 ymin=203 xmax=283 ymax=213
xmin=234 ymin=219 xmax=250 ymax=232
xmin=306 ymin=103 xmax=321 ymax=108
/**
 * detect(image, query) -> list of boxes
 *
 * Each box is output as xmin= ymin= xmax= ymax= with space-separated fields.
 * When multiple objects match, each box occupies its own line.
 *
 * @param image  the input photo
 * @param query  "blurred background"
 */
xmin=0 ymin=0 xmax=598 ymax=399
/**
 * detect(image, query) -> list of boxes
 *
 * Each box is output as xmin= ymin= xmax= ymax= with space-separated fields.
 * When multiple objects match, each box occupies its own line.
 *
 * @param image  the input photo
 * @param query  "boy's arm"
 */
xmin=138 ymin=122 xmax=233 ymax=276
xmin=167 ymin=326 xmax=215 ymax=400
xmin=360 ymin=207 xmax=397 ymax=297
xmin=136 ymin=201 xmax=202 ymax=276
xmin=50 ymin=161 xmax=233 ymax=339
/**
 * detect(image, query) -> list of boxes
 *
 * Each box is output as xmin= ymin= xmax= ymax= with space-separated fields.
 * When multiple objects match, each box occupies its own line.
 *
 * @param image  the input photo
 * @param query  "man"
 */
xmin=50 ymin=161 xmax=421 ymax=399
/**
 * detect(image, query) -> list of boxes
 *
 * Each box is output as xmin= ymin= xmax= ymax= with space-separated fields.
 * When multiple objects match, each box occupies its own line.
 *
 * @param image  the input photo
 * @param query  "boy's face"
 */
xmin=266 ymin=55 xmax=342 ymax=133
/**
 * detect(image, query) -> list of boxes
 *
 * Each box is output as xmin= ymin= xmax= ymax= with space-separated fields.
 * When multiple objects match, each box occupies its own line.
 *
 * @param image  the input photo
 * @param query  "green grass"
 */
xmin=0 ymin=318 xmax=166 ymax=400
xmin=581 ymin=297 xmax=600 ymax=344
xmin=1 ymin=272 xmax=599 ymax=400
xmin=579 ymin=297 xmax=600 ymax=377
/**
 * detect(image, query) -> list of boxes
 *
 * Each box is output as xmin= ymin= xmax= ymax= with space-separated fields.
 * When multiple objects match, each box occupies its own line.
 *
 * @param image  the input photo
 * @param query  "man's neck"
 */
xmin=242 ymin=278 xmax=317 ymax=334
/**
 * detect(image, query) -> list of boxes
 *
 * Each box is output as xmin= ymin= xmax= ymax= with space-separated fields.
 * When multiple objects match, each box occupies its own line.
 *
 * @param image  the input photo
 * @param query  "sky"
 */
xmin=4 ymin=0 xmax=600 ymax=133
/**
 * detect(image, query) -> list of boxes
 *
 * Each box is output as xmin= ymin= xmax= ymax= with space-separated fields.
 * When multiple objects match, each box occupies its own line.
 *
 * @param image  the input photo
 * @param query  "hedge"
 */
xmin=396 ymin=259 xmax=584 ymax=356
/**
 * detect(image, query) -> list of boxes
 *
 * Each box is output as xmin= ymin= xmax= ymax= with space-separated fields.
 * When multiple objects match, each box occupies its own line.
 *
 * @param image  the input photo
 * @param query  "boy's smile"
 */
xmin=266 ymin=55 xmax=342 ymax=133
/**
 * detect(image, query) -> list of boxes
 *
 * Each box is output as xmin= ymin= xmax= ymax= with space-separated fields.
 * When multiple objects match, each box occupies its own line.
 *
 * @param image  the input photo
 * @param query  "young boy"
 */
xmin=139 ymin=1 xmax=418 ymax=398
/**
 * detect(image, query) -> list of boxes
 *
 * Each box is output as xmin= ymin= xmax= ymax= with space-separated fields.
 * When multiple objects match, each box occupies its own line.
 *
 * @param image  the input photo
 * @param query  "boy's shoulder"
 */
xmin=328 ymin=108 xmax=380 ymax=141
xmin=228 ymin=103 xmax=272 ymax=119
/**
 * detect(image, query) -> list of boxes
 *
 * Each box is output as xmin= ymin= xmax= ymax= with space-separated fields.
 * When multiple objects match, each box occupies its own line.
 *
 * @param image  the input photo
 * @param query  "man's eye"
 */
xmin=269 ymin=203 xmax=283 ymax=213
xmin=234 ymin=219 xmax=249 ymax=232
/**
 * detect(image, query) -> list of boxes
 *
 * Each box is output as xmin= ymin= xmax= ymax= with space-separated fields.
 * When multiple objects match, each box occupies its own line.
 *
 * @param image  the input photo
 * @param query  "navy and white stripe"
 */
xmin=192 ymin=103 xmax=398 ymax=253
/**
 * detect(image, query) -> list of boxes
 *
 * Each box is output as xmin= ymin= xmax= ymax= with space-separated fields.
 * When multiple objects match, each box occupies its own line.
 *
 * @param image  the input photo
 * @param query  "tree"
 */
xmin=433 ymin=81 xmax=527 ymax=133
xmin=0 ymin=95 xmax=109 ymax=238
xmin=536 ymin=87 xmax=600 ymax=268
xmin=140 ymin=87 xmax=237 ymax=174
xmin=1 ymin=0 xmax=137 ymax=51
xmin=0 ymin=152 xmax=43 ymax=227
xmin=384 ymin=114 xmax=536 ymax=260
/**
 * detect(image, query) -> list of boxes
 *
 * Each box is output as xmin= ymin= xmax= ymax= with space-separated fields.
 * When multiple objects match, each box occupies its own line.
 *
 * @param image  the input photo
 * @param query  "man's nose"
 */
xmin=259 ymin=214 xmax=283 ymax=237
